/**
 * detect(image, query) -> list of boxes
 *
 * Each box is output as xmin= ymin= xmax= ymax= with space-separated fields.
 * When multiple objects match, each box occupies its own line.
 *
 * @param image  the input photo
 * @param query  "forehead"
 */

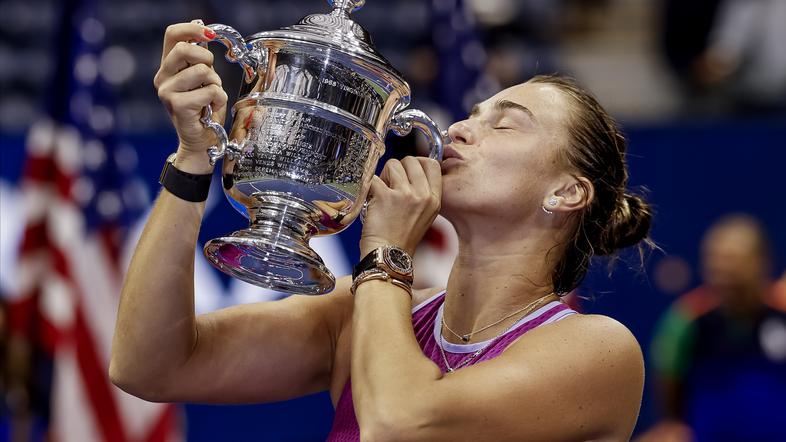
xmin=478 ymin=82 xmax=571 ymax=124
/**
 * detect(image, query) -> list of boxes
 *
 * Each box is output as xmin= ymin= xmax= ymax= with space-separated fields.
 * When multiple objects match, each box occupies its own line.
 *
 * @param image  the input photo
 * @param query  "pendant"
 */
xmin=461 ymin=334 xmax=471 ymax=342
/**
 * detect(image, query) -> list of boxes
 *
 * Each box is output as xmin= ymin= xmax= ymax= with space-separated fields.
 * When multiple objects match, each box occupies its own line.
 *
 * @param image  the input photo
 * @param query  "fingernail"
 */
xmin=204 ymin=28 xmax=216 ymax=39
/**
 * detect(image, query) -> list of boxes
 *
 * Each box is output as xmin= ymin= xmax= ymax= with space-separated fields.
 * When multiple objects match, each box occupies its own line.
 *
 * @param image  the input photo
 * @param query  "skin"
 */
xmin=110 ymin=21 xmax=644 ymax=442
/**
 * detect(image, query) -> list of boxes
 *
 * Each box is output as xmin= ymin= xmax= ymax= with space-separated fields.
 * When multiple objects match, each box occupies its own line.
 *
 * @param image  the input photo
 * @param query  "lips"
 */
xmin=440 ymin=145 xmax=464 ymax=174
xmin=442 ymin=145 xmax=464 ymax=161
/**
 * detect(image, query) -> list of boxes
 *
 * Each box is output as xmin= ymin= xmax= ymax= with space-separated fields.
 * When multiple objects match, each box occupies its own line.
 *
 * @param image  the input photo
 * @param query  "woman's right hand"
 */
xmin=154 ymin=20 xmax=228 ymax=174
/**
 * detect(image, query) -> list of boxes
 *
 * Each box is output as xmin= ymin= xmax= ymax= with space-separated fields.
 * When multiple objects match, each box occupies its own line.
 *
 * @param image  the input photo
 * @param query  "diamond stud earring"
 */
xmin=542 ymin=196 xmax=558 ymax=215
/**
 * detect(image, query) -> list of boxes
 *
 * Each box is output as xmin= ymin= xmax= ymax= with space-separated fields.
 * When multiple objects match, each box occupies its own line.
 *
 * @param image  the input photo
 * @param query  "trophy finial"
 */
xmin=326 ymin=0 xmax=365 ymax=15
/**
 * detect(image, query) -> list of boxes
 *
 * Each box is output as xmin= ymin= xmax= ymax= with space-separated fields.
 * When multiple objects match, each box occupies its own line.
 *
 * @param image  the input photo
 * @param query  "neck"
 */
xmin=442 ymin=219 xmax=563 ymax=343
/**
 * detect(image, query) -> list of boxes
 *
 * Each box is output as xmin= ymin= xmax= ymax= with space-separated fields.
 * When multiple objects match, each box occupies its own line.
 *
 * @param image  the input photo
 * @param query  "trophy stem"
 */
xmin=204 ymin=194 xmax=336 ymax=295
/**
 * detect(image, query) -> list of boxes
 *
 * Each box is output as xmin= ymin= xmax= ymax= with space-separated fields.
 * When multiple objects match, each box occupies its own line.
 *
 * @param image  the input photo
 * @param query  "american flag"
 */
xmin=6 ymin=0 xmax=181 ymax=440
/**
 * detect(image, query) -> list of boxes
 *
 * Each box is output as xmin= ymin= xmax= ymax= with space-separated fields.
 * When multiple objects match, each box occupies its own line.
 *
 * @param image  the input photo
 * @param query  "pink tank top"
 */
xmin=326 ymin=292 xmax=576 ymax=441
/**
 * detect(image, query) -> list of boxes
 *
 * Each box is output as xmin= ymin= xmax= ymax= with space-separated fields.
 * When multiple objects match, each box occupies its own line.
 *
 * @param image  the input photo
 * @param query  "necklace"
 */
xmin=442 ymin=292 xmax=556 ymax=343
xmin=438 ymin=293 xmax=557 ymax=373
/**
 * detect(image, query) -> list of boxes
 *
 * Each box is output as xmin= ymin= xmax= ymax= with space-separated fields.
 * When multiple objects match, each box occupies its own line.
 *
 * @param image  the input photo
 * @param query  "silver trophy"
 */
xmin=199 ymin=0 xmax=449 ymax=295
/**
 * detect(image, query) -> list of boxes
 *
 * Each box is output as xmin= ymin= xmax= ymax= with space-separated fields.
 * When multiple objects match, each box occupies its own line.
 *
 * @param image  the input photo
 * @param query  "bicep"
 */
xmin=156 ymin=276 xmax=353 ymax=404
xmin=409 ymin=315 xmax=644 ymax=441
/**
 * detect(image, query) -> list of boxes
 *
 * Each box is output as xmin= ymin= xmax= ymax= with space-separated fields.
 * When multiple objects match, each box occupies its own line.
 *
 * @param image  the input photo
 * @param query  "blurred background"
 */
xmin=1 ymin=0 xmax=785 ymax=440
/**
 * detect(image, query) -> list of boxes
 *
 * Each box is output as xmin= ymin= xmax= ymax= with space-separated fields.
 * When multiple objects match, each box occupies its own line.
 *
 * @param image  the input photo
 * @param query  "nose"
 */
xmin=447 ymin=119 xmax=474 ymax=145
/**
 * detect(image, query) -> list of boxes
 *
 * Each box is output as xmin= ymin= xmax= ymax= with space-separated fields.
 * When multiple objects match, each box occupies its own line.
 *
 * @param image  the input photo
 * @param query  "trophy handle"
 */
xmin=389 ymin=109 xmax=450 ymax=161
xmin=195 ymin=24 xmax=267 ymax=166
xmin=362 ymin=109 xmax=451 ymax=223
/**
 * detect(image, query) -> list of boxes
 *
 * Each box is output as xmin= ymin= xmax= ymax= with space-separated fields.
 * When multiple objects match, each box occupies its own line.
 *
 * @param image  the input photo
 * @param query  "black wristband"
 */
xmin=353 ymin=250 xmax=379 ymax=280
xmin=159 ymin=156 xmax=213 ymax=202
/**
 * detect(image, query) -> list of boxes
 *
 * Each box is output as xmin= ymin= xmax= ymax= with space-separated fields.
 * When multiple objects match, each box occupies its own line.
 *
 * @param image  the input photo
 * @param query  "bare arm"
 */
xmin=109 ymin=22 xmax=351 ymax=403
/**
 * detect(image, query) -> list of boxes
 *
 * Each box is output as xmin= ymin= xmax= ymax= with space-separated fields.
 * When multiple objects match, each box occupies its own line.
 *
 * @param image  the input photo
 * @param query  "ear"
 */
xmin=543 ymin=175 xmax=594 ymax=214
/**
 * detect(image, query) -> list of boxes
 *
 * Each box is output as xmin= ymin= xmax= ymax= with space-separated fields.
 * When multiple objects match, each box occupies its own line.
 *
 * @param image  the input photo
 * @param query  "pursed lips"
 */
xmin=440 ymin=145 xmax=464 ymax=173
xmin=442 ymin=145 xmax=464 ymax=161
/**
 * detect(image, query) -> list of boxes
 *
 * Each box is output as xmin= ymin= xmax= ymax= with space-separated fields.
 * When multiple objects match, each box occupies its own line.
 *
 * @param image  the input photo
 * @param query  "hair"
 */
xmin=527 ymin=74 xmax=654 ymax=294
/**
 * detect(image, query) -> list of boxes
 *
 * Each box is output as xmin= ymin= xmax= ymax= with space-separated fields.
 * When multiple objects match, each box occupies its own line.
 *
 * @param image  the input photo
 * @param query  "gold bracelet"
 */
xmin=351 ymin=270 xmax=413 ymax=297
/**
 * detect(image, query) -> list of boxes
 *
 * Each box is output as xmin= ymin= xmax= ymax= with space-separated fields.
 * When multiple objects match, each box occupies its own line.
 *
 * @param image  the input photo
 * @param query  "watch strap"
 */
xmin=353 ymin=248 xmax=380 ymax=280
xmin=159 ymin=157 xmax=213 ymax=203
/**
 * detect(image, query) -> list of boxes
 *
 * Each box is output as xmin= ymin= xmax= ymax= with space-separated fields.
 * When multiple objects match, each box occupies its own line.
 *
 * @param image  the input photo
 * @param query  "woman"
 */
xmin=110 ymin=21 xmax=651 ymax=441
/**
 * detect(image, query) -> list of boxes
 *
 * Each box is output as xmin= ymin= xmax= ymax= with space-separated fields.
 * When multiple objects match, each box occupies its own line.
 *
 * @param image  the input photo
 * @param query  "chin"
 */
xmin=438 ymin=192 xmax=477 ymax=224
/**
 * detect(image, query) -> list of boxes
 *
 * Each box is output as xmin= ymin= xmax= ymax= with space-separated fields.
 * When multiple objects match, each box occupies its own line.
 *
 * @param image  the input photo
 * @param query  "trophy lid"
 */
xmin=248 ymin=0 xmax=405 ymax=85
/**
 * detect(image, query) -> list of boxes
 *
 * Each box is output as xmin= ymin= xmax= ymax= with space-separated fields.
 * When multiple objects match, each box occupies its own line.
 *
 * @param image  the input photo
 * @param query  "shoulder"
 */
xmin=535 ymin=313 xmax=643 ymax=362
xmin=506 ymin=313 xmax=644 ymax=385
xmin=510 ymin=313 xmax=644 ymax=405
xmin=485 ymin=313 xmax=644 ymax=438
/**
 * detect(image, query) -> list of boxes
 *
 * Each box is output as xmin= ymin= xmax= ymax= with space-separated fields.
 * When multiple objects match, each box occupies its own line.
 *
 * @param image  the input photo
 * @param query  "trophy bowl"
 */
xmin=199 ymin=0 xmax=449 ymax=295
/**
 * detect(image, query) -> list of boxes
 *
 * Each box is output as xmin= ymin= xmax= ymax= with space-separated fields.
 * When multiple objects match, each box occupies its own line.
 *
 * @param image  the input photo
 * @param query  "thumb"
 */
xmin=368 ymin=175 xmax=388 ymax=198
xmin=210 ymin=90 xmax=229 ymax=124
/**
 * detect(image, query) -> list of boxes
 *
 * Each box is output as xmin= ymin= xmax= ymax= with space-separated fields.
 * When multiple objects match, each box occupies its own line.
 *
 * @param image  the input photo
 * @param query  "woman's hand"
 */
xmin=359 ymin=156 xmax=442 ymax=257
xmin=154 ymin=20 xmax=228 ymax=174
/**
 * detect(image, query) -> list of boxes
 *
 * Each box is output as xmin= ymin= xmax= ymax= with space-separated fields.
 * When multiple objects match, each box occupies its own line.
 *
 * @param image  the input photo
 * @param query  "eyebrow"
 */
xmin=469 ymin=100 xmax=536 ymax=120
xmin=496 ymin=100 xmax=536 ymax=120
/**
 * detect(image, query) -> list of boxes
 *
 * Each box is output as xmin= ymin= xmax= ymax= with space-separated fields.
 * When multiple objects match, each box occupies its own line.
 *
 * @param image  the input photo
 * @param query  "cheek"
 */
xmin=442 ymin=139 xmax=557 ymax=211
xmin=484 ymin=150 xmax=552 ymax=194
xmin=455 ymin=158 xmax=549 ymax=211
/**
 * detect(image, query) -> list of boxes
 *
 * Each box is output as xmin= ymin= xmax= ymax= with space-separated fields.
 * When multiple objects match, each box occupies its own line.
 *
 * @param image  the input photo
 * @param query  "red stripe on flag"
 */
xmin=99 ymin=225 xmax=122 ymax=272
xmin=73 ymin=306 xmax=129 ymax=442
xmin=47 ymin=244 xmax=129 ymax=441
xmin=22 ymin=153 xmax=76 ymax=199
xmin=21 ymin=155 xmax=57 ymax=183
xmin=40 ymin=314 xmax=61 ymax=355
xmin=54 ymin=168 xmax=74 ymax=200
xmin=7 ymin=295 xmax=37 ymax=336
xmin=15 ymin=121 xmax=181 ymax=441
xmin=19 ymin=221 xmax=49 ymax=254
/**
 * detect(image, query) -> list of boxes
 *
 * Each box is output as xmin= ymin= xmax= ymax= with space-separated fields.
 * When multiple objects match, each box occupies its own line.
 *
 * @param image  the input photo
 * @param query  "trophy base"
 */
xmin=204 ymin=227 xmax=336 ymax=296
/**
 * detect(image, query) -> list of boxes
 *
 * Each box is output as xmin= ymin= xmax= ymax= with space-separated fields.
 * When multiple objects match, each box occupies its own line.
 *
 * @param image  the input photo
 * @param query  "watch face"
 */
xmin=385 ymin=247 xmax=413 ymax=274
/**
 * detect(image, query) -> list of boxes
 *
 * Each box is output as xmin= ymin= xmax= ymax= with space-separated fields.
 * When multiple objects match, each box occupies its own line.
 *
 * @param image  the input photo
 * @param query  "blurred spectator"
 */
xmin=662 ymin=0 xmax=786 ymax=115
xmin=699 ymin=0 xmax=786 ymax=112
xmin=775 ymin=270 xmax=786 ymax=311
xmin=661 ymin=0 xmax=724 ymax=96
xmin=640 ymin=215 xmax=786 ymax=442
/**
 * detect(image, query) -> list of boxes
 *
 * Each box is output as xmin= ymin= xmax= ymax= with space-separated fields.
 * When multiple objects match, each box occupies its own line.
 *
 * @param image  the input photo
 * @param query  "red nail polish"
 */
xmin=204 ymin=28 xmax=216 ymax=39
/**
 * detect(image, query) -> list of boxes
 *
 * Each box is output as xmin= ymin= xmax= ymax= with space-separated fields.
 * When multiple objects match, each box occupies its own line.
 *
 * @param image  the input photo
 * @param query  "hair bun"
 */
xmin=597 ymin=193 xmax=653 ymax=255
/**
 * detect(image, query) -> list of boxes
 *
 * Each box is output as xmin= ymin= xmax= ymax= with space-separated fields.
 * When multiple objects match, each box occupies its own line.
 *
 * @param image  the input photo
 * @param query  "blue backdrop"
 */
xmin=2 ymin=118 xmax=785 ymax=440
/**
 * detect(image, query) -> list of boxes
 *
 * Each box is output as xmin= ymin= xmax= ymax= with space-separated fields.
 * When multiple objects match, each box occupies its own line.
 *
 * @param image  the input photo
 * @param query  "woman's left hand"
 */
xmin=359 ymin=156 xmax=442 ymax=257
